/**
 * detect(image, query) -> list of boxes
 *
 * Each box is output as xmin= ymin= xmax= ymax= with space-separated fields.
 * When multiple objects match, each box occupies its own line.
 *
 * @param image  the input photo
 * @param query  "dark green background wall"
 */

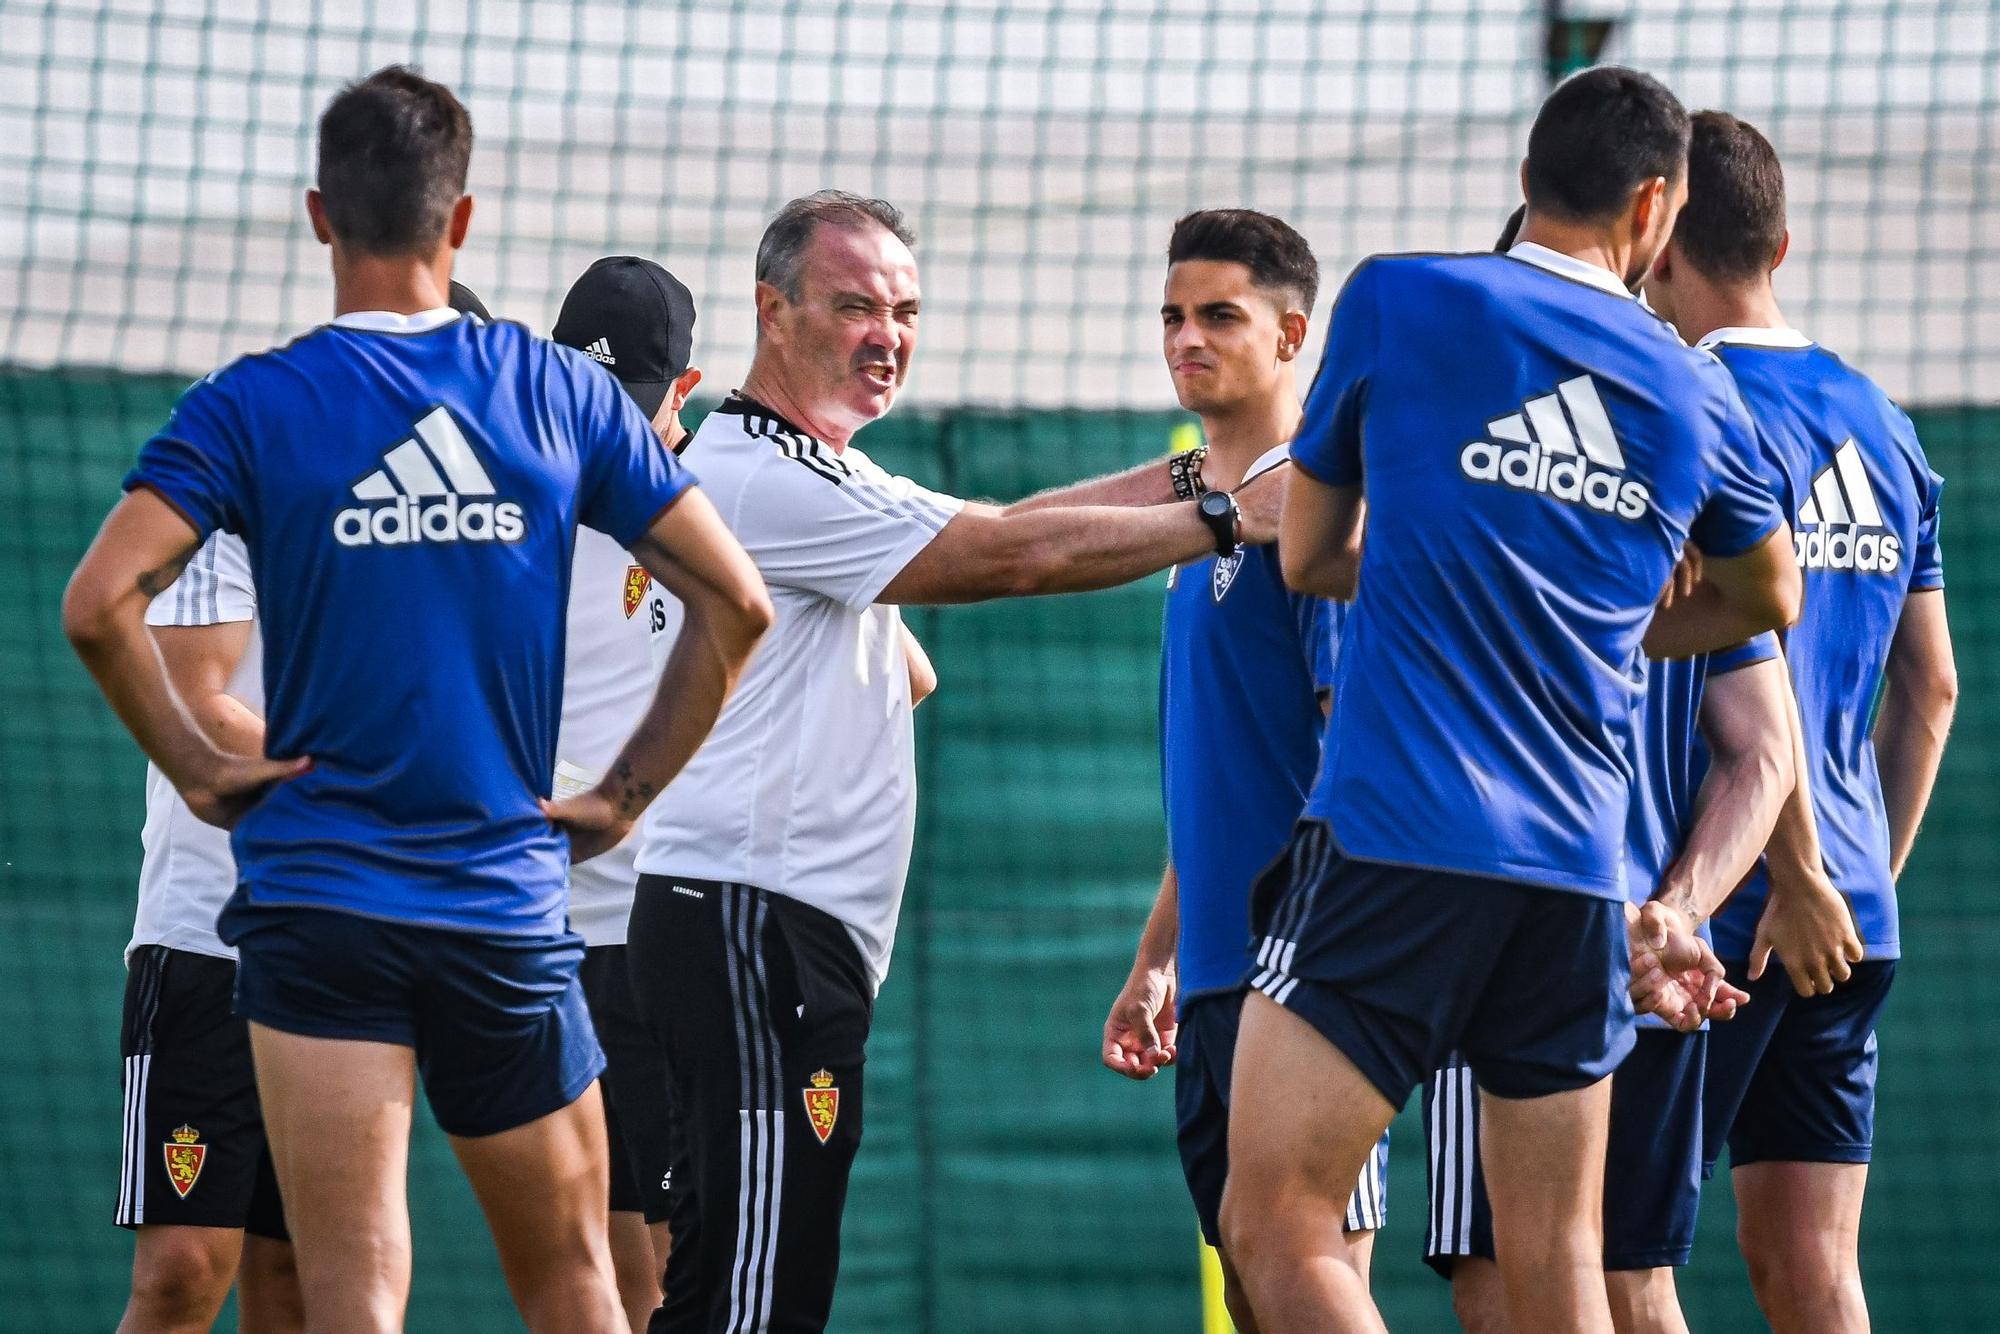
xmin=4 ymin=372 xmax=1995 ymax=1330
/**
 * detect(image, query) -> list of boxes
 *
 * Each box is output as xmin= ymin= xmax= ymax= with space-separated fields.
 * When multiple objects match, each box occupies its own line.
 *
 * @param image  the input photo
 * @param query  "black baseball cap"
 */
xmin=552 ymin=256 xmax=698 ymax=419
xmin=447 ymin=280 xmax=492 ymax=321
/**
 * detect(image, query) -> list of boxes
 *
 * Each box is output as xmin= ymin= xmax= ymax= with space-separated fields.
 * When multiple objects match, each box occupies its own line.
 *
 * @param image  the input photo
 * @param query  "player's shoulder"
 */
xmin=1740 ymin=339 xmax=1924 ymax=458
xmin=1805 ymin=342 xmax=1919 ymax=438
xmin=1339 ymin=248 xmax=1498 ymax=298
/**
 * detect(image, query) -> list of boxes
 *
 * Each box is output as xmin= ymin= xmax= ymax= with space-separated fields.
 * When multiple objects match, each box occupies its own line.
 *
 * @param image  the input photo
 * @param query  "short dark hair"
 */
xmin=1524 ymin=66 xmax=1690 ymax=224
xmin=1673 ymin=110 xmax=1787 ymax=283
xmin=756 ymin=191 xmax=915 ymax=300
xmin=1167 ymin=209 xmax=1320 ymax=313
xmin=316 ymin=66 xmax=473 ymax=257
xmin=1494 ymin=204 xmax=1527 ymax=253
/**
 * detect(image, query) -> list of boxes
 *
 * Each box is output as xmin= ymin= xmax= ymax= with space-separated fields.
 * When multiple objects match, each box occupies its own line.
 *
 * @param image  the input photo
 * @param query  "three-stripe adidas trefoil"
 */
xmin=333 ymin=406 xmax=526 ymax=547
xmin=1795 ymin=438 xmax=1901 ymax=574
xmin=1459 ymin=375 xmax=1651 ymax=520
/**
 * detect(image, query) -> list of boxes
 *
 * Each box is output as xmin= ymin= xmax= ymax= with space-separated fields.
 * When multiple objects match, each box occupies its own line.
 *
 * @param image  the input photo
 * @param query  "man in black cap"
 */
xmin=550 ymin=259 xmax=703 ymax=1330
xmin=554 ymin=257 xmax=703 ymax=432
xmin=454 ymin=262 xmax=702 ymax=1330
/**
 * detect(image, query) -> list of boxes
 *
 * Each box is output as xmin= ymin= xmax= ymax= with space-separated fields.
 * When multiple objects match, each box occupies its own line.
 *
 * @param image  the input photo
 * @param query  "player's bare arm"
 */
xmin=1632 ymin=655 xmax=1795 ymax=1026
xmin=1743 ymin=654 xmax=1868 ymax=996
xmin=1276 ymin=469 xmax=1364 ymax=601
xmin=1875 ymin=589 xmax=1957 ymax=876
xmin=62 ymin=488 xmax=309 ymax=828
xmin=545 ymin=488 xmax=772 ymax=860
xmin=154 ymin=619 xmax=262 ymax=755
xmin=1103 ymin=862 xmax=1180 ymax=1080
xmin=1641 ymin=525 xmax=1802 ymax=658
xmin=901 ymin=622 xmax=938 ymax=706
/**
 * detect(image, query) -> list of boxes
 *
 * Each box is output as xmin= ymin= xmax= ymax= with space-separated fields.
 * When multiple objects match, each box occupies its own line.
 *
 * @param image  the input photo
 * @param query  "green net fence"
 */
xmin=3 ymin=2 xmax=1997 ymax=1330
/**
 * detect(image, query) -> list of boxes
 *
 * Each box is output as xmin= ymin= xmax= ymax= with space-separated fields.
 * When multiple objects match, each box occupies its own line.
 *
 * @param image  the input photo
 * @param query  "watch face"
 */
xmin=1200 ymin=491 xmax=1232 ymax=519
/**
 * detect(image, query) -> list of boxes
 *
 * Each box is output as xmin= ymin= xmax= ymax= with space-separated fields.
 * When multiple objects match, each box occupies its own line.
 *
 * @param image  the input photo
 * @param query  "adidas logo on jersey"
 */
xmin=1795 ymin=438 xmax=1900 ymax=574
xmin=582 ymin=338 xmax=615 ymax=365
xmin=332 ymin=407 xmax=525 ymax=547
xmin=1459 ymin=375 xmax=1651 ymax=520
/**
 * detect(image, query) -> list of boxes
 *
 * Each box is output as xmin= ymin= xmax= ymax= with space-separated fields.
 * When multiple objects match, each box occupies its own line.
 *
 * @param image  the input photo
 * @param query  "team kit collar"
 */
xmin=331 ymin=307 xmax=463 ymax=333
xmin=1506 ymin=242 xmax=1637 ymax=300
xmin=1696 ymin=326 xmax=1815 ymax=351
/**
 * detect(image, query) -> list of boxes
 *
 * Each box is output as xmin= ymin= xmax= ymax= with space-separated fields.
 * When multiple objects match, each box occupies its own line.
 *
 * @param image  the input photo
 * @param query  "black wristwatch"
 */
xmin=1197 ymin=490 xmax=1241 ymax=558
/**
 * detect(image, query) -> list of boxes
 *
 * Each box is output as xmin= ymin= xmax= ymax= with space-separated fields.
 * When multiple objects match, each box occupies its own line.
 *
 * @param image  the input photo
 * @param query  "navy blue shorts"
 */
xmin=1702 ymin=959 xmax=1895 ymax=1173
xmin=1247 ymin=822 xmax=1636 ymax=1107
xmin=223 ymin=901 xmax=606 ymax=1139
xmin=1174 ymin=990 xmax=1388 ymax=1247
xmin=1424 ymin=1028 xmax=1707 ymax=1275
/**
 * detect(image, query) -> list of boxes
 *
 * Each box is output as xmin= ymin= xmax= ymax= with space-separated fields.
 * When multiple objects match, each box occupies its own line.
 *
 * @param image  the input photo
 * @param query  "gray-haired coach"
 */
xmin=626 ymin=190 xmax=1283 ymax=1332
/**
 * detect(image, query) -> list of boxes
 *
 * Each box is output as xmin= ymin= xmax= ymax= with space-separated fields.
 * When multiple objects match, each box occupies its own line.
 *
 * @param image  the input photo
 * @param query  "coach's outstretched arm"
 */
xmin=63 ymin=490 xmax=310 ymax=828
xmin=546 ymin=489 xmax=772 ymax=860
xmin=877 ymin=467 xmax=1282 ymax=605
xmin=1641 ymin=526 xmax=1801 ymax=659
xmin=1002 ymin=452 xmax=1187 ymax=515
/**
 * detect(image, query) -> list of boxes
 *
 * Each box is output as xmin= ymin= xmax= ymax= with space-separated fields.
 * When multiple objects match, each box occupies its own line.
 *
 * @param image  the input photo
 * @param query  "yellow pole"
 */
xmin=1200 ymin=1235 xmax=1236 ymax=1334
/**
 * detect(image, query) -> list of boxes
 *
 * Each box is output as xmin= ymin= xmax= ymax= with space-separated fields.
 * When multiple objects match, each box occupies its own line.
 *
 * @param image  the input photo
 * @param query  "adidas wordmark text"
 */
xmin=333 ymin=406 xmax=526 ymax=547
xmin=1459 ymin=375 xmax=1651 ymax=520
xmin=1795 ymin=438 xmax=1901 ymax=573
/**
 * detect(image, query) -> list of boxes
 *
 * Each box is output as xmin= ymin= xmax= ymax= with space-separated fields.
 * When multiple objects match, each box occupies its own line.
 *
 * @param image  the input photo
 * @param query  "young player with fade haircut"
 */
xmin=1221 ymin=67 xmax=1803 ymax=1334
xmin=1097 ymin=209 xmax=1388 ymax=1333
xmin=1645 ymin=109 xmax=1958 ymax=1334
xmin=112 ymin=530 xmax=303 ymax=1334
xmin=63 ymin=66 xmax=772 ymax=1334
xmin=1417 ymin=204 xmax=1799 ymax=1334
xmin=627 ymin=189 xmax=1292 ymax=1333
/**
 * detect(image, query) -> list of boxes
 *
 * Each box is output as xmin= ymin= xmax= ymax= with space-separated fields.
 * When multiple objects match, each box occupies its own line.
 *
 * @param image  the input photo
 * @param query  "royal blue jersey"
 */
xmin=1702 ymin=330 xmax=1944 ymax=961
xmin=1160 ymin=448 xmax=1340 ymax=997
xmin=125 ymin=310 xmax=694 ymax=937
xmin=1293 ymin=245 xmax=1784 ymax=899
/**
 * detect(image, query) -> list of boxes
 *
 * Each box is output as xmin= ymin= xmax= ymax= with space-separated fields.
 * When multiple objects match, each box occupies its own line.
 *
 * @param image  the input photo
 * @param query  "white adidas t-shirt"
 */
xmin=555 ymin=524 xmax=658 ymax=946
xmin=130 ymin=532 xmax=262 ymax=961
xmin=634 ymin=395 xmax=963 ymax=991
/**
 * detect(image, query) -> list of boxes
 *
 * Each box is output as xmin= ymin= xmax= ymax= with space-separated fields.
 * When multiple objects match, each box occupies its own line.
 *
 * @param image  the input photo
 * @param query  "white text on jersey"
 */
xmin=333 ymin=407 xmax=526 ymax=547
xmin=1459 ymin=375 xmax=1651 ymax=520
xmin=1795 ymin=438 xmax=1901 ymax=574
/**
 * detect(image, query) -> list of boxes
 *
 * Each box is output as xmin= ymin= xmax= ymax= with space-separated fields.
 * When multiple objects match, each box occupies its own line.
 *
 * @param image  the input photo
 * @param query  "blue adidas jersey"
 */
xmin=1293 ymin=246 xmax=1784 ymax=899
xmin=1703 ymin=330 xmax=1944 ymax=961
xmin=1160 ymin=450 xmax=1341 ymax=997
xmin=125 ymin=311 xmax=695 ymax=937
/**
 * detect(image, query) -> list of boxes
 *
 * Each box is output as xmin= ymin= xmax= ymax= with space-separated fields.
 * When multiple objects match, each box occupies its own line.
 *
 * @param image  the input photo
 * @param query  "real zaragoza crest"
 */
xmin=623 ymin=564 xmax=652 ymax=618
xmin=1211 ymin=549 xmax=1244 ymax=602
xmin=163 ymin=1124 xmax=206 ymax=1199
xmin=803 ymin=1069 xmax=840 ymax=1144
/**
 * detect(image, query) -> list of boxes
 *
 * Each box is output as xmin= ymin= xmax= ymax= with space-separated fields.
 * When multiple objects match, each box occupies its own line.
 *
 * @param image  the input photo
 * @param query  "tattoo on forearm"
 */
xmin=1660 ymin=882 xmax=1702 ymax=924
xmin=608 ymin=758 xmax=657 ymax=817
